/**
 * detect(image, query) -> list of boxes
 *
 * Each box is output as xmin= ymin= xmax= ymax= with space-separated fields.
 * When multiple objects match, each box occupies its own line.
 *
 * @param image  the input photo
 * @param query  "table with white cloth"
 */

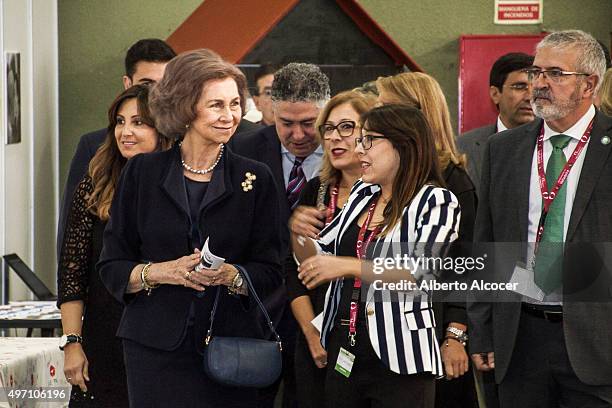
xmin=0 ymin=337 xmax=69 ymax=407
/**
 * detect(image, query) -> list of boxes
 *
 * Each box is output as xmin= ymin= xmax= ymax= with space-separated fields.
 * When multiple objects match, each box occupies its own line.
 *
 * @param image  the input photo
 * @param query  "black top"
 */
xmin=286 ymin=177 xmax=338 ymax=315
xmin=184 ymin=178 xmax=209 ymax=249
xmin=434 ymin=162 xmax=477 ymax=337
xmin=57 ymin=175 xmax=128 ymax=407
xmin=335 ymin=221 xmax=369 ymax=329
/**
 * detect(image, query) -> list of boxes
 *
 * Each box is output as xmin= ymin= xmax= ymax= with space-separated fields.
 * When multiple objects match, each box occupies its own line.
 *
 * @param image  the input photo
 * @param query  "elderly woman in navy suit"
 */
xmin=292 ymin=104 xmax=460 ymax=408
xmin=98 ymin=49 xmax=282 ymax=407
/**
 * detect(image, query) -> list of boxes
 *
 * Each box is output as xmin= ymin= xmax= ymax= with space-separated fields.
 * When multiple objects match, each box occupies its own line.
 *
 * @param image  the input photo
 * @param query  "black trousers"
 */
xmin=294 ymin=332 xmax=327 ymax=408
xmin=122 ymin=326 xmax=257 ymax=408
xmin=324 ymin=324 xmax=435 ymax=408
xmin=434 ymin=366 xmax=478 ymax=408
xmin=499 ymin=309 xmax=612 ymax=408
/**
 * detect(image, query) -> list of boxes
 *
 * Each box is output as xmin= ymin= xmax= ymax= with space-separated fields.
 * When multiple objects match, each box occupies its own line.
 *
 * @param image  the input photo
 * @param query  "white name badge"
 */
xmin=335 ymin=347 xmax=355 ymax=378
xmin=509 ymin=262 xmax=545 ymax=301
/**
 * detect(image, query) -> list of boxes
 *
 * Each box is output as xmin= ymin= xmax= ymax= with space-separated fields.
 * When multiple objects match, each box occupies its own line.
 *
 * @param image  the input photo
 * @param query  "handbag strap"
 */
xmin=205 ymin=265 xmax=282 ymax=349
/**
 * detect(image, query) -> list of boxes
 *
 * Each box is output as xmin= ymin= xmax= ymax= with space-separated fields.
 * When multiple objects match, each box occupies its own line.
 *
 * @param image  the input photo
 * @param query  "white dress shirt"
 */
xmin=496 ymin=116 xmax=508 ymax=133
xmin=280 ymin=145 xmax=323 ymax=188
xmin=525 ymin=105 xmax=596 ymax=303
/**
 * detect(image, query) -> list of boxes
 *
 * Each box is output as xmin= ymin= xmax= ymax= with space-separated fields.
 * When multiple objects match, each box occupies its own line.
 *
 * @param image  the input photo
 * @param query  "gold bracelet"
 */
xmin=140 ymin=262 xmax=159 ymax=295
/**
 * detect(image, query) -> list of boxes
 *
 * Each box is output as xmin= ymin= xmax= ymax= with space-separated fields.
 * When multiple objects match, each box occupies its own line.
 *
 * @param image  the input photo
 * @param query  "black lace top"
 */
xmin=56 ymin=174 xmax=129 ymax=406
xmin=57 ymin=175 xmax=96 ymax=305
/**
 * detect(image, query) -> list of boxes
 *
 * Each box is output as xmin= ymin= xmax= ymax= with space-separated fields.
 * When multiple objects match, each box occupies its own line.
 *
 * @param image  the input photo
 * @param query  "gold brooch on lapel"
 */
xmin=242 ymin=172 xmax=257 ymax=192
xmin=601 ymin=136 xmax=611 ymax=145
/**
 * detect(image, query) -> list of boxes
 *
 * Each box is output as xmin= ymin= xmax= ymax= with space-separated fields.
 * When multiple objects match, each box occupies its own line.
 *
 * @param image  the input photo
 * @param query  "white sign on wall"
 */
xmin=495 ymin=0 xmax=543 ymax=25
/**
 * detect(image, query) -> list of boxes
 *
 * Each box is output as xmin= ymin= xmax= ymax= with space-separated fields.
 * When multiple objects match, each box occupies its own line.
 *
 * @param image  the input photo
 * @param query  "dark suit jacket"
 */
xmin=57 ymin=128 xmax=107 ymax=258
xmin=97 ymin=145 xmax=283 ymax=351
xmin=457 ymin=124 xmax=497 ymax=196
xmin=228 ymin=125 xmax=300 ymax=341
xmin=433 ymin=162 xmax=477 ymax=339
xmin=57 ymin=120 xmax=261 ymax=259
xmin=468 ymin=111 xmax=612 ymax=385
xmin=228 ymin=125 xmax=290 ymax=227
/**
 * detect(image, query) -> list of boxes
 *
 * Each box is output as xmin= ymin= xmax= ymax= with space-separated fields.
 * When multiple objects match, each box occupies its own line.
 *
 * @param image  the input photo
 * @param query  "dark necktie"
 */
xmin=534 ymin=134 xmax=572 ymax=294
xmin=286 ymin=156 xmax=306 ymax=210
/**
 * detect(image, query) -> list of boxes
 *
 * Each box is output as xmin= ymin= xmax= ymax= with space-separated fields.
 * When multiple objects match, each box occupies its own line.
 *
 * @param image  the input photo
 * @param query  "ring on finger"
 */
xmin=309 ymin=264 xmax=314 ymax=271
xmin=185 ymin=271 xmax=192 ymax=280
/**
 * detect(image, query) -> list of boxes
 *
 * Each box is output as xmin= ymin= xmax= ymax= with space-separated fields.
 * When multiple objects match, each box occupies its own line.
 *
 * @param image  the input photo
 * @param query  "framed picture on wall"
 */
xmin=6 ymin=52 xmax=21 ymax=144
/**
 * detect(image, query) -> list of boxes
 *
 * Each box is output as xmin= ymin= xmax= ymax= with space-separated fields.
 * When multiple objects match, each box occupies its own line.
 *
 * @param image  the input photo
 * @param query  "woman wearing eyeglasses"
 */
xmin=288 ymin=90 xmax=376 ymax=407
xmin=292 ymin=104 xmax=460 ymax=408
xmin=377 ymin=72 xmax=478 ymax=408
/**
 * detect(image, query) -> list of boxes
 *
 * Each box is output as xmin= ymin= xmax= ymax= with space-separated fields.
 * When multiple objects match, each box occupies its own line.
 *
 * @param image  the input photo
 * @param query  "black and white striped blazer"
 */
xmin=316 ymin=180 xmax=460 ymax=376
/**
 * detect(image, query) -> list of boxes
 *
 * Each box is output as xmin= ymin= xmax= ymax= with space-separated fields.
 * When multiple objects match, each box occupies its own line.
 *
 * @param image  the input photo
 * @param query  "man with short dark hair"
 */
xmin=468 ymin=30 xmax=612 ymax=407
xmin=230 ymin=62 xmax=330 ymax=408
xmin=57 ymin=39 xmax=176 ymax=257
xmin=252 ymin=63 xmax=280 ymax=126
xmin=458 ymin=53 xmax=534 ymax=194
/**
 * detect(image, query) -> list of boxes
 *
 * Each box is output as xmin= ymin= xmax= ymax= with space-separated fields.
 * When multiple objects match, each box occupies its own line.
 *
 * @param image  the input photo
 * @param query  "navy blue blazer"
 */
xmin=97 ymin=144 xmax=283 ymax=351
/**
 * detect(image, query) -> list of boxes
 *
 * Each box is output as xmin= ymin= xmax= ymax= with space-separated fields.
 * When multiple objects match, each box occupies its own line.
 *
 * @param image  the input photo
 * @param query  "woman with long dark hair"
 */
xmin=292 ymin=104 xmax=461 ymax=408
xmin=377 ymin=72 xmax=478 ymax=408
xmin=58 ymin=84 xmax=172 ymax=407
xmin=288 ymin=90 xmax=376 ymax=407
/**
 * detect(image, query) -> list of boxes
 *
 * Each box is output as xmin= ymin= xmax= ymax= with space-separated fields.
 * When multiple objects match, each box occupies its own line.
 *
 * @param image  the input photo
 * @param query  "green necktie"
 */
xmin=534 ymin=134 xmax=572 ymax=294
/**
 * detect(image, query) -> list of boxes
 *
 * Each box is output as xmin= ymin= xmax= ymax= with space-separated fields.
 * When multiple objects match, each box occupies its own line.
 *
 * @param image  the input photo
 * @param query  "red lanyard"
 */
xmin=325 ymin=184 xmax=339 ymax=226
xmin=349 ymin=197 xmax=381 ymax=346
xmin=534 ymin=119 xmax=593 ymax=245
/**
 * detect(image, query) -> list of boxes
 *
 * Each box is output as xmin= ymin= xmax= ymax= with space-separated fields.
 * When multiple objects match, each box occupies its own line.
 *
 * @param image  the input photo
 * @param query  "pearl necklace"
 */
xmin=180 ymin=142 xmax=224 ymax=175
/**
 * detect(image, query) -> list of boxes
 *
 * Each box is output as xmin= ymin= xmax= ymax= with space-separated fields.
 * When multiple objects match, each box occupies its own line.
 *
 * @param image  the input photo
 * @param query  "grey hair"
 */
xmin=271 ymin=63 xmax=330 ymax=107
xmin=536 ymin=30 xmax=606 ymax=94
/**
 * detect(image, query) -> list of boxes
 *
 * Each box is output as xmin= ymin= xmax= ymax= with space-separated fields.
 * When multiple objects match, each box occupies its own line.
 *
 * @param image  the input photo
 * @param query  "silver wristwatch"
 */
xmin=446 ymin=326 xmax=468 ymax=343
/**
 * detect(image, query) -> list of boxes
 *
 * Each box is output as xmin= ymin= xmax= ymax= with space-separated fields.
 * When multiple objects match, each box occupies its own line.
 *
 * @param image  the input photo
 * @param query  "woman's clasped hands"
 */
xmin=146 ymin=249 xmax=239 ymax=292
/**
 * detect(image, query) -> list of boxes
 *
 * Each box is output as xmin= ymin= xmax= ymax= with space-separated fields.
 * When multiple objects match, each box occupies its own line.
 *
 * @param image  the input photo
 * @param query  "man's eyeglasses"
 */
xmin=319 ymin=120 xmax=358 ymax=139
xmin=524 ymin=68 xmax=590 ymax=83
xmin=355 ymin=134 xmax=387 ymax=150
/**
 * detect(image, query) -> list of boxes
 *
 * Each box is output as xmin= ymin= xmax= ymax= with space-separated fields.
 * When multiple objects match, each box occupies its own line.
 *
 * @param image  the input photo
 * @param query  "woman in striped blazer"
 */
xmin=292 ymin=104 xmax=461 ymax=408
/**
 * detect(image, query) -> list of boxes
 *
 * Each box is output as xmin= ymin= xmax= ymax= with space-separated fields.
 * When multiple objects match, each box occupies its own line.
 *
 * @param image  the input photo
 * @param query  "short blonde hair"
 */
xmin=149 ymin=49 xmax=247 ymax=139
xmin=377 ymin=72 xmax=465 ymax=170
xmin=314 ymin=90 xmax=377 ymax=186
xmin=600 ymin=68 xmax=612 ymax=116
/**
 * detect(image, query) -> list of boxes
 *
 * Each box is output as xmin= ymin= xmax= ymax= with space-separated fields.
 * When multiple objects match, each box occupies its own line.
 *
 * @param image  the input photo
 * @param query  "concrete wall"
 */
xmin=58 ymin=0 xmax=201 ymax=193
xmin=358 ymin=0 xmax=611 ymax=130
xmin=58 ymin=0 xmax=612 ymax=187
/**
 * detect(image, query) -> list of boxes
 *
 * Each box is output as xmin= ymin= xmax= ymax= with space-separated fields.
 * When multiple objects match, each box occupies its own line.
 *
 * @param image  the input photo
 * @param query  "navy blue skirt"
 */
xmin=122 ymin=326 xmax=258 ymax=408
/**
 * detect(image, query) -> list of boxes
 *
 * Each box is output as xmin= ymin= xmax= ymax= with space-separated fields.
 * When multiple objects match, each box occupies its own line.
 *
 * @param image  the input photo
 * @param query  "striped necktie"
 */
xmin=286 ymin=156 xmax=306 ymax=210
xmin=534 ymin=134 xmax=572 ymax=294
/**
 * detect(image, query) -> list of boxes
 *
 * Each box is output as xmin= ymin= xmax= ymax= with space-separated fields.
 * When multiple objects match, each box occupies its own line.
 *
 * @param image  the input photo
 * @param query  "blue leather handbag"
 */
xmin=202 ymin=265 xmax=283 ymax=388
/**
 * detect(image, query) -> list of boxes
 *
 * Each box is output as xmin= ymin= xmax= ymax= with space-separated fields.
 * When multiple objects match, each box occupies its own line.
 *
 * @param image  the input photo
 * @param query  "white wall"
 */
xmin=1 ymin=0 xmax=58 ymax=302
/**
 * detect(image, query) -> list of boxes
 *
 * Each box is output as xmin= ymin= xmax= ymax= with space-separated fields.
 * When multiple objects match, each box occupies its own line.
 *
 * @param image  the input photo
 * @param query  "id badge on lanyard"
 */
xmin=532 ymin=119 xmax=593 ymax=260
xmin=348 ymin=196 xmax=381 ymax=347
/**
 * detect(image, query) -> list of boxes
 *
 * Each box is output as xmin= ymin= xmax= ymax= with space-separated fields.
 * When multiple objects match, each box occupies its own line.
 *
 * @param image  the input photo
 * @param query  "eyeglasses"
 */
xmin=319 ymin=120 xmax=358 ymax=139
xmin=524 ymin=68 xmax=590 ymax=83
xmin=355 ymin=134 xmax=387 ymax=150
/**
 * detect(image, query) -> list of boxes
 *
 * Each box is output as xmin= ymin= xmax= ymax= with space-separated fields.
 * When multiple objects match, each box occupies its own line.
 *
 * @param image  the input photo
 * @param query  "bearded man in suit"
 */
xmin=468 ymin=30 xmax=612 ymax=407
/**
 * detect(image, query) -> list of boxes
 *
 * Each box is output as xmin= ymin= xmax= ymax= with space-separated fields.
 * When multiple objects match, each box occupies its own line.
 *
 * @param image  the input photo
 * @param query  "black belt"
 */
xmin=521 ymin=303 xmax=563 ymax=322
